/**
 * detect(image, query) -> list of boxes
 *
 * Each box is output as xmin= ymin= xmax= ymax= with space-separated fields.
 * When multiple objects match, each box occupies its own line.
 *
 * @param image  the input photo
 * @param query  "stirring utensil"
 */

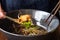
xmin=47 ymin=5 xmax=60 ymax=26
xmin=45 ymin=0 xmax=60 ymax=26
xmin=45 ymin=0 xmax=60 ymax=22
xmin=5 ymin=16 xmax=20 ymax=24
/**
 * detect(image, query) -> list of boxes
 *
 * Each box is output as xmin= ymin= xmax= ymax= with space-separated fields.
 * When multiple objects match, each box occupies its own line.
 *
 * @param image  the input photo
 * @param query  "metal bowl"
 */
xmin=0 ymin=9 xmax=59 ymax=40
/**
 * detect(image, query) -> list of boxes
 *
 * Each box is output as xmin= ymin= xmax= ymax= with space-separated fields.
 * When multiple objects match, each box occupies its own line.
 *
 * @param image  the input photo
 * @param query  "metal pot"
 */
xmin=0 ymin=9 xmax=59 ymax=40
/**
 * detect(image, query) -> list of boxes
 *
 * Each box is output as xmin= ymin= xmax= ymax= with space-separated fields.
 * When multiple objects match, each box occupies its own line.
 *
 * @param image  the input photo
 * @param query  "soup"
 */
xmin=12 ymin=14 xmax=47 ymax=36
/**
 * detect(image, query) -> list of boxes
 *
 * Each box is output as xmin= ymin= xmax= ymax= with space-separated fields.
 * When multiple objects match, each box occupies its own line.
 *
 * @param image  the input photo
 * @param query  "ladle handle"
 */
xmin=5 ymin=16 xmax=20 ymax=24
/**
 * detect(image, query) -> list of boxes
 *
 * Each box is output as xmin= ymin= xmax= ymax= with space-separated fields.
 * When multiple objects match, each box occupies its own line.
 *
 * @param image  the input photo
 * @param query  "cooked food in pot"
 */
xmin=13 ymin=14 xmax=47 ymax=36
xmin=18 ymin=14 xmax=31 ymax=23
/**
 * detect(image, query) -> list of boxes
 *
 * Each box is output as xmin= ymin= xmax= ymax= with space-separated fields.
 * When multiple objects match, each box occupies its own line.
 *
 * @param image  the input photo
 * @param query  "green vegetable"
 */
xmin=21 ymin=21 xmax=31 ymax=29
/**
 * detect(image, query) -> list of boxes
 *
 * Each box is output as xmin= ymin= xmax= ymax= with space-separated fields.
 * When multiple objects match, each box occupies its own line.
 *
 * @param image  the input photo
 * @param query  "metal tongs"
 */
xmin=44 ymin=0 xmax=60 ymax=26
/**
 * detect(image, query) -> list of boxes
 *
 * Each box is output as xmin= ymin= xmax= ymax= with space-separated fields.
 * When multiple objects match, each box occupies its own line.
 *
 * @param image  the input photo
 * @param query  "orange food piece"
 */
xmin=18 ymin=14 xmax=31 ymax=23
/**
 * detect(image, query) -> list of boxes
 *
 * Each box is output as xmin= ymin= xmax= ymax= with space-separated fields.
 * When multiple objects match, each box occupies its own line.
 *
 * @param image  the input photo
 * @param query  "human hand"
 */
xmin=0 ymin=11 xmax=6 ymax=19
xmin=0 ymin=4 xmax=6 ymax=19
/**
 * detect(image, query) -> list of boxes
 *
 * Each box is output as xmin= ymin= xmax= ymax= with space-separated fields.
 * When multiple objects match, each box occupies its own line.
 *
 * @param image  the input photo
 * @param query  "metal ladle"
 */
xmin=5 ymin=16 xmax=20 ymax=24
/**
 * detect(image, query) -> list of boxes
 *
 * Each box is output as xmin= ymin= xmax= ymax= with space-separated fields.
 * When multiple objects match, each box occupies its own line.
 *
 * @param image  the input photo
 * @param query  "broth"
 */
xmin=12 ymin=14 xmax=47 ymax=36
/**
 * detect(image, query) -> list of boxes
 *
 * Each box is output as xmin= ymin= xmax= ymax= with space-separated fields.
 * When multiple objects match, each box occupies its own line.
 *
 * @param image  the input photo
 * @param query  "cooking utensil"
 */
xmin=45 ymin=0 xmax=60 ymax=26
xmin=5 ymin=16 xmax=20 ymax=24
xmin=47 ymin=4 xmax=60 ymax=26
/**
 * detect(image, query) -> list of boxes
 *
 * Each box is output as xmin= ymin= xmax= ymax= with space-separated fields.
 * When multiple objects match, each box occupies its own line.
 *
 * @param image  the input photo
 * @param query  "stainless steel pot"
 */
xmin=0 ymin=9 xmax=59 ymax=40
